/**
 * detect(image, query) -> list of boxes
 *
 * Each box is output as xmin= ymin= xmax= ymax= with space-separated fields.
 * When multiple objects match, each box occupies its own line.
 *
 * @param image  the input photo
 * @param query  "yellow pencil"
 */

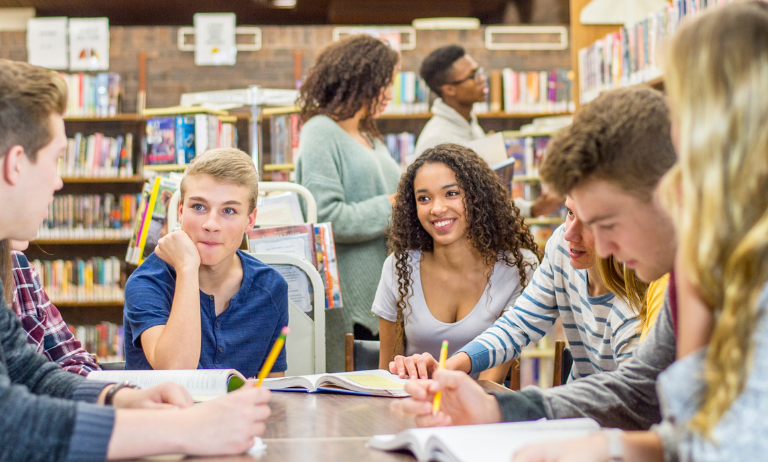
xmin=255 ymin=326 xmax=290 ymax=387
xmin=432 ymin=340 xmax=449 ymax=415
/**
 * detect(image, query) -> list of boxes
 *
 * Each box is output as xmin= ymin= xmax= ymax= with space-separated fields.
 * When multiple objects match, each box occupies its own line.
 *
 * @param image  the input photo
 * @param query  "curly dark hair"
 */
xmin=386 ymin=143 xmax=540 ymax=353
xmin=297 ymin=35 xmax=400 ymax=140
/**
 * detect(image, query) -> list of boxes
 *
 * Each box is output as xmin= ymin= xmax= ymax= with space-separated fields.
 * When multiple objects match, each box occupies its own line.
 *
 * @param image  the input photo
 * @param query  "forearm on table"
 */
xmin=106 ymin=409 xmax=186 ymax=459
xmin=622 ymin=431 xmax=665 ymax=462
xmin=149 ymin=269 xmax=202 ymax=369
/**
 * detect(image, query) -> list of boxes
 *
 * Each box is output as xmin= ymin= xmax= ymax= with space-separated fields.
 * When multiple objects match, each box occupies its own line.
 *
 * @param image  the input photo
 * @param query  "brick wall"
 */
xmin=1 ymin=25 xmax=570 ymax=112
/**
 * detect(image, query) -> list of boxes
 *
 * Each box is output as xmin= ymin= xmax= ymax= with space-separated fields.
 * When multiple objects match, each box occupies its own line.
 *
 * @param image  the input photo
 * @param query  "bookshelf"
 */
xmin=26 ymin=113 xmax=145 ymax=326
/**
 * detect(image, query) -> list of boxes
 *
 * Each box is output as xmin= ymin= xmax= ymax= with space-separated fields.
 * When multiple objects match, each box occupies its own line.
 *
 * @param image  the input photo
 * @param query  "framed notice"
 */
xmin=27 ymin=17 xmax=69 ymax=70
xmin=69 ymin=18 xmax=110 ymax=71
xmin=194 ymin=13 xmax=237 ymax=66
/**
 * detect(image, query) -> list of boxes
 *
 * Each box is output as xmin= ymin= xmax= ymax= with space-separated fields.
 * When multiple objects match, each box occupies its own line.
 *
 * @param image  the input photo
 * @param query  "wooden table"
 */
xmin=143 ymin=381 xmax=510 ymax=462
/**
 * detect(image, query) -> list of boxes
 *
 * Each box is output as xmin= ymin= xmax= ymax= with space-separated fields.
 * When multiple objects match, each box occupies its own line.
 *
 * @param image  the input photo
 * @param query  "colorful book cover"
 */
xmin=145 ymin=117 xmax=176 ymax=165
xmin=314 ymin=222 xmax=342 ymax=309
xmin=247 ymin=224 xmax=317 ymax=269
xmin=137 ymin=176 xmax=180 ymax=264
xmin=175 ymin=116 xmax=196 ymax=164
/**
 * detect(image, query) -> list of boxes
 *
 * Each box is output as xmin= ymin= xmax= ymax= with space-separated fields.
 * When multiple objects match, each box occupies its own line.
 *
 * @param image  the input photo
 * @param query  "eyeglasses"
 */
xmin=447 ymin=66 xmax=484 ymax=85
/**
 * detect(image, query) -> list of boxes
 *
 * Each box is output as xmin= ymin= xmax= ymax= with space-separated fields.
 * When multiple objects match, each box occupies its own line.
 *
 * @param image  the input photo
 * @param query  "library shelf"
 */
xmin=54 ymin=300 xmax=125 ymax=308
xmin=64 ymin=114 xmax=143 ymax=122
xmin=512 ymin=175 xmax=541 ymax=183
xmin=144 ymin=164 xmax=188 ymax=172
xmin=376 ymin=112 xmax=572 ymax=120
xmin=32 ymin=238 xmax=131 ymax=245
xmin=525 ymin=217 xmax=566 ymax=226
xmin=520 ymin=348 xmax=555 ymax=359
xmin=263 ymin=163 xmax=295 ymax=172
xmin=61 ymin=176 xmax=145 ymax=184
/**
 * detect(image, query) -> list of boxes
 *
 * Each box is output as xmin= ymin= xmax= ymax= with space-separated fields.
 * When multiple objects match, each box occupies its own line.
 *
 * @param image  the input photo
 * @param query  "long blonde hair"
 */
xmin=660 ymin=2 xmax=768 ymax=437
xmin=597 ymin=256 xmax=648 ymax=333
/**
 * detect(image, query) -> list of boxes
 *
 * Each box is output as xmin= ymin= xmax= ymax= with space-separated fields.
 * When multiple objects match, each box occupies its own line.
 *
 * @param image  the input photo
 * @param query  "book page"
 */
xmin=466 ymin=132 xmax=508 ymax=168
xmin=370 ymin=419 xmax=599 ymax=462
xmin=322 ymin=370 xmax=409 ymax=396
xmin=87 ymin=369 xmax=241 ymax=398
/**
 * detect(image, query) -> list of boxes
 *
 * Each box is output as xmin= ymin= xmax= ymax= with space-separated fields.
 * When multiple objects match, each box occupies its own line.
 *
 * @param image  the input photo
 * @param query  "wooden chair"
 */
xmin=344 ymin=333 xmax=381 ymax=372
xmin=507 ymin=358 xmax=521 ymax=391
xmin=552 ymin=340 xmax=573 ymax=387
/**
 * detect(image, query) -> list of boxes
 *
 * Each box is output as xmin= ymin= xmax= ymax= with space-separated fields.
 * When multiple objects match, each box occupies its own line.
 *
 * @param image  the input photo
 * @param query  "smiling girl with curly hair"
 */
xmin=372 ymin=143 xmax=539 ymax=382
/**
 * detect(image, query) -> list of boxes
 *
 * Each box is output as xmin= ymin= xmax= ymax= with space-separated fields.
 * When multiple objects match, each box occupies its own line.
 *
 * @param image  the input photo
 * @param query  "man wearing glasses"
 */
xmin=414 ymin=45 xmax=488 ymax=156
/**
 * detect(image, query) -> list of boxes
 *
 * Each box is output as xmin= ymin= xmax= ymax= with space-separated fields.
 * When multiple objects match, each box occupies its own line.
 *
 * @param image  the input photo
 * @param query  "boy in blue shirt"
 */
xmin=124 ymin=148 xmax=289 ymax=378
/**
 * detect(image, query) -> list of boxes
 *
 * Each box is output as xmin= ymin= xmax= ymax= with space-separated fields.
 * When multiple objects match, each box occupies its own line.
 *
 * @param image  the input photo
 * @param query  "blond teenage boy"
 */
xmin=124 ymin=148 xmax=289 ymax=379
xmin=0 ymin=59 xmax=271 ymax=461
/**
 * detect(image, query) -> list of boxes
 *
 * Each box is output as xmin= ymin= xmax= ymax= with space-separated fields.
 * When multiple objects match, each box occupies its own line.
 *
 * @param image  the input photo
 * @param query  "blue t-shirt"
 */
xmin=123 ymin=250 xmax=289 ymax=377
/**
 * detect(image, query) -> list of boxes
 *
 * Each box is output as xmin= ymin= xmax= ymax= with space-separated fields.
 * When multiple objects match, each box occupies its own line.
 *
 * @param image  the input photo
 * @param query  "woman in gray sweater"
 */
xmin=296 ymin=35 xmax=401 ymax=371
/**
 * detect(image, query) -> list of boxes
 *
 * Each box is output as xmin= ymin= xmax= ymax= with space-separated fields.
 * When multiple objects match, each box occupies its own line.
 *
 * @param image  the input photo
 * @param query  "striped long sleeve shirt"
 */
xmin=458 ymin=225 xmax=641 ymax=380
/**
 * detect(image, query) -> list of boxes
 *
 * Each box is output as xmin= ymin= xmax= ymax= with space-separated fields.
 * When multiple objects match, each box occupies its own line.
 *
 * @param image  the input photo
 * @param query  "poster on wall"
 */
xmin=27 ymin=17 xmax=69 ymax=70
xmin=194 ymin=13 xmax=237 ymax=66
xmin=69 ymin=18 xmax=110 ymax=71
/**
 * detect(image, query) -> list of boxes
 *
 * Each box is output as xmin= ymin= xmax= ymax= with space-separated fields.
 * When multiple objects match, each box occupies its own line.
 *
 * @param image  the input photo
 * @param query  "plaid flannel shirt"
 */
xmin=10 ymin=251 xmax=99 ymax=376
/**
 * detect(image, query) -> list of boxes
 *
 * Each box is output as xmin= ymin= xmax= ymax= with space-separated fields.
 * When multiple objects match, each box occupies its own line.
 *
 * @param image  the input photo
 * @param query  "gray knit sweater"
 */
xmin=296 ymin=115 xmax=401 ymax=371
xmin=0 ymin=281 xmax=114 ymax=462
xmin=494 ymin=290 xmax=676 ymax=430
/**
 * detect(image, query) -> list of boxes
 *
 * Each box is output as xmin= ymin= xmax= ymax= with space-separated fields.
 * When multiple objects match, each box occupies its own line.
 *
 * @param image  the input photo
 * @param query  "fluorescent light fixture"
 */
xmin=272 ymin=0 xmax=297 ymax=8
xmin=412 ymin=17 xmax=480 ymax=30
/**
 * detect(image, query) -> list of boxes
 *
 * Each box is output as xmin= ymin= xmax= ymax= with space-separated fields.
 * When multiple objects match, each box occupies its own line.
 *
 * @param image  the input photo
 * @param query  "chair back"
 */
xmin=344 ymin=333 xmax=381 ymax=371
xmin=552 ymin=340 xmax=573 ymax=387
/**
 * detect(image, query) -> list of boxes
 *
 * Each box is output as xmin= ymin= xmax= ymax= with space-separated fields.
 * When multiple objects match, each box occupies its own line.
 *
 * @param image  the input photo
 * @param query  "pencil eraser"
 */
xmin=281 ymin=326 xmax=290 ymax=335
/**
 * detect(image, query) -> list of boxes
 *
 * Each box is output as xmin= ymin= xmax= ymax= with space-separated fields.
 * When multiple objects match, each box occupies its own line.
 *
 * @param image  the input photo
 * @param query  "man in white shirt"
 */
xmin=415 ymin=45 xmax=487 ymax=156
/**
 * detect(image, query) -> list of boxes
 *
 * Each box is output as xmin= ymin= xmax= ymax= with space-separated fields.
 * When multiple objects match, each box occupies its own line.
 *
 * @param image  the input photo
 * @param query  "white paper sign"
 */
xmin=27 ymin=17 xmax=69 ymax=70
xmin=194 ymin=13 xmax=237 ymax=66
xmin=69 ymin=18 xmax=109 ymax=71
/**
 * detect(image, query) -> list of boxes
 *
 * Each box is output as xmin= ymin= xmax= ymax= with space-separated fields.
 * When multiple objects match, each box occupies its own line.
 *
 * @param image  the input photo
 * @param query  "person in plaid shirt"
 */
xmin=0 ymin=239 xmax=99 ymax=376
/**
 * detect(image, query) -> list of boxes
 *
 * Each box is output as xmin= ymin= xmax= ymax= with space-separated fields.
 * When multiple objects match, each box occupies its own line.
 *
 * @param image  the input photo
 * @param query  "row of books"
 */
xmin=383 ymin=71 xmax=431 ymax=115
xmin=270 ymin=113 xmax=301 ymax=165
xmin=62 ymin=133 xmax=135 ymax=178
xmin=39 ymin=193 xmax=139 ymax=240
xmin=145 ymin=115 xmax=238 ymax=166
xmin=60 ymin=72 xmax=122 ymax=118
xmin=247 ymin=223 xmax=342 ymax=311
xmin=32 ymin=257 xmax=126 ymax=303
xmin=126 ymin=175 xmax=181 ymax=265
xmin=385 ymin=132 xmax=416 ymax=168
xmin=70 ymin=322 xmax=124 ymax=363
xmin=578 ymin=0 xmax=737 ymax=104
xmin=488 ymin=69 xmax=575 ymax=114
xmin=506 ymin=135 xmax=551 ymax=177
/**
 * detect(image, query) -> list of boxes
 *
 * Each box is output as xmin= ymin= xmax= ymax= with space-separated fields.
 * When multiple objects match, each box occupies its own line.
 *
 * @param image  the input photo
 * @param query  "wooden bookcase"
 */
xmin=25 ymin=116 xmax=146 ymax=325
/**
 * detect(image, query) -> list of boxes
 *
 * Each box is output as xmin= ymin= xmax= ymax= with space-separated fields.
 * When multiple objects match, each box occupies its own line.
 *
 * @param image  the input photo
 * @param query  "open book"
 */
xmin=260 ymin=369 xmax=409 ymax=397
xmin=87 ymin=369 xmax=246 ymax=402
xmin=368 ymin=418 xmax=600 ymax=462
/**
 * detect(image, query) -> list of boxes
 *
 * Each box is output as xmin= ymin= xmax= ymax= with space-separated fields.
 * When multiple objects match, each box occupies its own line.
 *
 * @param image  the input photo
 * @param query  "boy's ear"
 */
xmin=246 ymin=208 xmax=258 ymax=230
xmin=177 ymin=200 xmax=184 ymax=226
xmin=2 ymin=146 xmax=25 ymax=186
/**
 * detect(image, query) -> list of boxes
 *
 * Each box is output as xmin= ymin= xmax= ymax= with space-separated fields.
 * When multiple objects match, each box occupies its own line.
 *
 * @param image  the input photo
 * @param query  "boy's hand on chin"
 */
xmin=156 ymin=230 xmax=201 ymax=272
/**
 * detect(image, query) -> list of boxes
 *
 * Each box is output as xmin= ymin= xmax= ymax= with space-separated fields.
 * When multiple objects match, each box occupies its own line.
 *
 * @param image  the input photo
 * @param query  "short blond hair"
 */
xmin=180 ymin=148 xmax=259 ymax=213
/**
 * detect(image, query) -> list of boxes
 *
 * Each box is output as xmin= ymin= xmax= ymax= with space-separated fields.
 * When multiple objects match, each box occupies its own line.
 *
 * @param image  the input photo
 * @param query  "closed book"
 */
xmin=145 ymin=117 xmax=176 ymax=165
xmin=489 ymin=70 xmax=503 ymax=113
